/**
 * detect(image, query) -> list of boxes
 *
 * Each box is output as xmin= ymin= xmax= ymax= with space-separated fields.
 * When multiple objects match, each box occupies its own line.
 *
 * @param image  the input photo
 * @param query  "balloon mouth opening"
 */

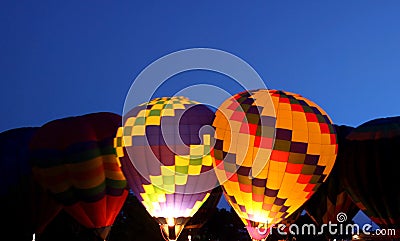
xmin=157 ymin=217 xmax=191 ymax=241
xmin=245 ymin=221 xmax=272 ymax=241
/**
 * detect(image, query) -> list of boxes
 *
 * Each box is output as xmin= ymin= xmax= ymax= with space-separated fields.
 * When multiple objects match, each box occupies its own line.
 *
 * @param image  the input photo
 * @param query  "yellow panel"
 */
xmin=229 ymin=136 xmax=238 ymax=153
xmin=172 ymin=104 xmax=185 ymax=109
xmin=132 ymin=125 xmax=146 ymax=136
xmin=307 ymin=143 xmax=321 ymax=155
xmin=253 ymin=162 xmax=269 ymax=180
xmin=115 ymin=127 xmax=123 ymax=137
xmin=161 ymin=108 xmax=175 ymax=116
xmin=161 ymin=166 xmax=175 ymax=176
xmin=277 ymin=173 xmax=298 ymax=197
xmin=271 ymin=204 xmax=282 ymax=212
xmin=308 ymin=132 xmax=321 ymax=144
xmin=293 ymin=190 xmax=308 ymax=200
xmin=278 ymin=103 xmax=292 ymax=110
xmin=292 ymin=120 xmax=308 ymax=132
xmin=241 ymin=146 xmax=254 ymax=167
xmin=202 ymin=155 xmax=212 ymax=166
xmin=143 ymin=184 xmax=155 ymax=194
xmin=321 ymin=134 xmax=331 ymax=144
xmin=292 ymin=130 xmax=308 ymax=143
xmin=277 ymin=116 xmax=292 ymax=130
xmin=212 ymin=112 xmax=225 ymax=128
xmin=125 ymin=117 xmax=136 ymax=126
xmin=237 ymin=133 xmax=251 ymax=147
xmin=251 ymin=148 xmax=271 ymax=178
xmin=215 ymin=127 xmax=226 ymax=139
xmin=276 ymin=108 xmax=292 ymax=117
xmin=145 ymin=116 xmax=161 ymax=125
xmin=151 ymin=104 xmax=164 ymax=110
xmin=261 ymin=103 xmax=276 ymax=116
xmin=263 ymin=196 xmax=275 ymax=205
xmin=269 ymin=160 xmax=286 ymax=172
xmin=188 ymin=165 xmax=202 ymax=175
xmin=241 ymin=192 xmax=253 ymax=208
xmin=116 ymin=147 xmax=124 ymax=158
xmin=203 ymin=134 xmax=210 ymax=145
xmin=222 ymin=130 xmax=232 ymax=152
xmin=140 ymin=193 xmax=150 ymax=202
xmin=321 ymin=145 xmax=336 ymax=155
xmin=266 ymin=171 xmax=285 ymax=190
xmin=230 ymin=120 xmax=243 ymax=133
xmin=252 ymin=201 xmax=263 ymax=214
xmin=286 ymin=204 xmax=301 ymax=214
xmin=190 ymin=145 xmax=204 ymax=156
xmin=122 ymin=136 xmax=132 ymax=147
xmin=223 ymin=181 xmax=238 ymax=196
xmin=307 ymin=122 xmax=321 ymax=134
xmin=137 ymin=109 xmax=149 ymax=118
xmin=150 ymin=175 xmax=163 ymax=186
xmin=175 ymin=155 xmax=189 ymax=166
xmin=292 ymin=111 xmax=307 ymax=122
xmin=235 ymin=144 xmax=248 ymax=166
xmin=163 ymin=184 xmax=175 ymax=194
xmin=175 ymin=174 xmax=188 ymax=185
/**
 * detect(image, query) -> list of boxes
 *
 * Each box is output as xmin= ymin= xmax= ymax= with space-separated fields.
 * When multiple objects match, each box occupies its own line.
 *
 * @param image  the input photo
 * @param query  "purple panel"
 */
xmin=252 ymin=178 xmax=267 ymax=187
xmin=314 ymin=165 xmax=325 ymax=175
xmin=290 ymin=142 xmax=308 ymax=154
xmin=261 ymin=116 xmax=276 ymax=127
xmin=304 ymin=154 xmax=319 ymax=165
xmin=264 ymin=188 xmax=279 ymax=197
xmin=276 ymin=128 xmax=292 ymax=141
xmin=273 ymin=197 xmax=287 ymax=206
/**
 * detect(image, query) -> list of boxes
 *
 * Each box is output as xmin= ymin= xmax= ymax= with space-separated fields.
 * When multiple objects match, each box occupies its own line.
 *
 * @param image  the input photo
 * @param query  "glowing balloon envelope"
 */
xmin=305 ymin=125 xmax=359 ymax=226
xmin=115 ymin=96 xmax=217 ymax=241
xmin=211 ymin=89 xmax=337 ymax=240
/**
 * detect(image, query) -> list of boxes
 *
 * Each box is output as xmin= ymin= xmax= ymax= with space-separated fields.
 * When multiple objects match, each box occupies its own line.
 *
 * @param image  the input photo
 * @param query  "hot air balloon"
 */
xmin=211 ymin=89 xmax=338 ymax=240
xmin=304 ymin=125 xmax=359 ymax=238
xmin=29 ymin=112 xmax=129 ymax=240
xmin=114 ymin=96 xmax=217 ymax=241
xmin=0 ymin=127 xmax=62 ymax=240
xmin=341 ymin=116 xmax=400 ymax=230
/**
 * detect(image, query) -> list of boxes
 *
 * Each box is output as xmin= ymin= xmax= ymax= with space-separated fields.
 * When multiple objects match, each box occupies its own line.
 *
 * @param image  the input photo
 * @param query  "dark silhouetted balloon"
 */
xmin=0 ymin=127 xmax=62 ymax=240
xmin=30 ymin=112 xmax=128 ymax=240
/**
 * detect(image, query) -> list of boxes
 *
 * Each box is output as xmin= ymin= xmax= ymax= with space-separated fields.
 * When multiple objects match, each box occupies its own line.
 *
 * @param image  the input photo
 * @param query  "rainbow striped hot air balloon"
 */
xmin=211 ymin=89 xmax=338 ymax=241
xmin=114 ymin=96 xmax=217 ymax=241
xmin=30 ymin=112 xmax=128 ymax=240
xmin=0 ymin=127 xmax=62 ymax=240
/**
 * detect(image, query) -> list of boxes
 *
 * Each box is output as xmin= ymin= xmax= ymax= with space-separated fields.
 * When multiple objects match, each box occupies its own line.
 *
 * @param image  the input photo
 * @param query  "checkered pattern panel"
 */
xmin=114 ymin=96 xmax=216 ymax=218
xmin=212 ymin=89 xmax=337 ymax=227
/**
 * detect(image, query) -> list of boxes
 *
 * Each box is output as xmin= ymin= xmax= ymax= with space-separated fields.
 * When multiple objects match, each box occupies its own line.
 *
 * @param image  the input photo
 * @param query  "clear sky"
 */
xmin=1 ymin=1 xmax=399 ymax=226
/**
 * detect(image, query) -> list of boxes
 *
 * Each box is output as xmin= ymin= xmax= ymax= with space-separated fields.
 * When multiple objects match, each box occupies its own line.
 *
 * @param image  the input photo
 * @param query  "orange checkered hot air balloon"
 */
xmin=211 ymin=89 xmax=338 ymax=241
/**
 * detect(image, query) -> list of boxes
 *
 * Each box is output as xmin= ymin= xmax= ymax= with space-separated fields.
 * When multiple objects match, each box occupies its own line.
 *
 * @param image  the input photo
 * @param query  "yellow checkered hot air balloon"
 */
xmin=211 ymin=89 xmax=337 ymax=241
xmin=115 ymin=96 xmax=218 ymax=241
